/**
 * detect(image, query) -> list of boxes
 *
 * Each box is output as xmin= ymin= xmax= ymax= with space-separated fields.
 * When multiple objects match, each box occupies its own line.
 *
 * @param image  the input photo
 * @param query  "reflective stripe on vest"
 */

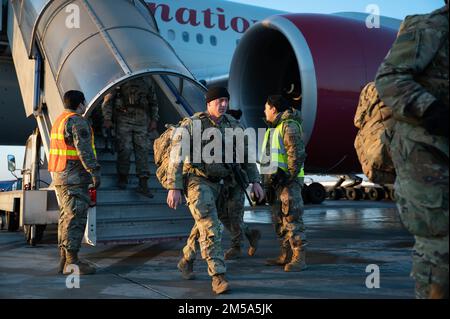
xmin=261 ymin=119 xmax=305 ymax=177
xmin=48 ymin=112 xmax=96 ymax=172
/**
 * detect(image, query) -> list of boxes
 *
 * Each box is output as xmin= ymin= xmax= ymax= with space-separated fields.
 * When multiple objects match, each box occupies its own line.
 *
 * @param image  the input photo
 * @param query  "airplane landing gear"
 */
xmin=302 ymin=182 xmax=327 ymax=204
xmin=366 ymin=187 xmax=385 ymax=201
xmin=324 ymin=175 xmax=394 ymax=202
xmin=345 ymin=187 xmax=363 ymax=201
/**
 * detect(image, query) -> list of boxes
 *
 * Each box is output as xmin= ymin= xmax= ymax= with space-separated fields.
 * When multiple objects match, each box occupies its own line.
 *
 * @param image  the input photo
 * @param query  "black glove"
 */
xmin=423 ymin=101 xmax=449 ymax=138
xmin=270 ymin=168 xmax=290 ymax=187
xmin=91 ymin=175 xmax=101 ymax=190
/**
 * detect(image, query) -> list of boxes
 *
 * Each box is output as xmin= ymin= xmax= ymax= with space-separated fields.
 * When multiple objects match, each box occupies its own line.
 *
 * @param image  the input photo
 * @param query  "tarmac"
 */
xmin=0 ymin=200 xmax=415 ymax=299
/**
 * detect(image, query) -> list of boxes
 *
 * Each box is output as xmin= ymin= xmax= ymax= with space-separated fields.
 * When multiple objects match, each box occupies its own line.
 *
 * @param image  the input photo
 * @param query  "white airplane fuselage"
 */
xmin=0 ymin=0 xmax=281 ymax=145
xmin=146 ymin=0 xmax=283 ymax=82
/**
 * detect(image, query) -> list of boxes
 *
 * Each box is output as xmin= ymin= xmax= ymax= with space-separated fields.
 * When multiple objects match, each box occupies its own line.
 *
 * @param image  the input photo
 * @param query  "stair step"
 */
xmin=90 ymin=136 xmax=191 ymax=244
xmin=96 ymin=232 xmax=188 ymax=245
xmin=95 ymin=218 xmax=193 ymax=242
xmin=94 ymin=137 xmax=155 ymax=149
xmin=98 ymin=162 xmax=158 ymax=175
xmin=96 ymin=203 xmax=190 ymax=221
xmin=97 ymin=189 xmax=169 ymax=204
xmin=96 ymin=215 xmax=192 ymax=224
xmin=96 ymin=154 xmax=155 ymax=163
xmin=100 ymin=175 xmax=162 ymax=189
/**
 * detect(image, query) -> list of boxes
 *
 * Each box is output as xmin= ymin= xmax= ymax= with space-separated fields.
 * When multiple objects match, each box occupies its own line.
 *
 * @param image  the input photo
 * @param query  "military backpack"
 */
xmin=354 ymin=82 xmax=396 ymax=184
xmin=153 ymin=123 xmax=181 ymax=190
xmin=153 ymin=115 xmax=205 ymax=189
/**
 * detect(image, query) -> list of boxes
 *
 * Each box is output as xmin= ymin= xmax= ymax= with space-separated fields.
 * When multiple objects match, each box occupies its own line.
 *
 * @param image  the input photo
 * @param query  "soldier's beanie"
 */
xmin=63 ymin=90 xmax=86 ymax=110
xmin=206 ymin=87 xmax=230 ymax=104
xmin=267 ymin=95 xmax=290 ymax=113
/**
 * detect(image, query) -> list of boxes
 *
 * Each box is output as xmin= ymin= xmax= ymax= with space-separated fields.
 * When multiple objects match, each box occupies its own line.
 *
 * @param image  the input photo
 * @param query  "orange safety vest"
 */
xmin=48 ymin=112 xmax=96 ymax=172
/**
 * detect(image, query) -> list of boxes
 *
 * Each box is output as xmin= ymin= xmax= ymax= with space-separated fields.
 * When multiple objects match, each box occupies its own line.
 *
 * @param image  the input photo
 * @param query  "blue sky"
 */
xmin=229 ymin=0 xmax=444 ymax=20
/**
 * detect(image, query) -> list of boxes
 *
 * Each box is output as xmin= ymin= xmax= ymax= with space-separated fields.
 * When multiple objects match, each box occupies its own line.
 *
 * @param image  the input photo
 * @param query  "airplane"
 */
xmin=0 ymin=0 xmax=401 ymax=174
xmin=0 ymin=0 xmax=406 ymax=244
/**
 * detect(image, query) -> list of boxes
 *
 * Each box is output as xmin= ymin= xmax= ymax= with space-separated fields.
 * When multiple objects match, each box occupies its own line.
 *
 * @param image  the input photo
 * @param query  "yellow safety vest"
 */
xmin=261 ymin=119 xmax=305 ymax=177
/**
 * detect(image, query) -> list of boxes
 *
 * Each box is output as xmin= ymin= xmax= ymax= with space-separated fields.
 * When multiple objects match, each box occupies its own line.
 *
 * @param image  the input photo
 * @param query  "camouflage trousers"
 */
xmin=271 ymin=181 xmax=307 ymax=250
xmin=116 ymin=119 xmax=150 ymax=178
xmin=55 ymin=184 xmax=90 ymax=251
xmin=217 ymin=183 xmax=254 ymax=249
xmin=391 ymin=131 xmax=449 ymax=299
xmin=182 ymin=176 xmax=226 ymax=277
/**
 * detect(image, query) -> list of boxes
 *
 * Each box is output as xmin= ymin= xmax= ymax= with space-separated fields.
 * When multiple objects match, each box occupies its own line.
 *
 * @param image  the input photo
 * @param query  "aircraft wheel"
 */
xmin=306 ymin=183 xmax=327 ymax=204
xmin=367 ymin=187 xmax=385 ymax=201
xmin=301 ymin=185 xmax=311 ymax=204
xmin=346 ymin=188 xmax=363 ymax=201
xmin=329 ymin=188 xmax=344 ymax=200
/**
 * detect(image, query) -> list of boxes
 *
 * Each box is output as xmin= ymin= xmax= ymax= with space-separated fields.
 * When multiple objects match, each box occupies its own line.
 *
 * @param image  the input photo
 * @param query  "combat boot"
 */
xmin=136 ymin=177 xmax=154 ymax=198
xmin=284 ymin=248 xmax=307 ymax=272
xmin=266 ymin=245 xmax=291 ymax=266
xmin=118 ymin=174 xmax=128 ymax=189
xmin=57 ymin=247 xmax=66 ymax=274
xmin=63 ymin=250 xmax=96 ymax=275
xmin=177 ymin=257 xmax=195 ymax=280
xmin=211 ymin=274 xmax=230 ymax=294
xmin=246 ymin=229 xmax=261 ymax=256
xmin=224 ymin=247 xmax=242 ymax=260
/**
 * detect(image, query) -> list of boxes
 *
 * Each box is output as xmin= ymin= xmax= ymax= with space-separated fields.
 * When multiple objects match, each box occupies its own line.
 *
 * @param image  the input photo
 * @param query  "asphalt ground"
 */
xmin=0 ymin=200 xmax=415 ymax=299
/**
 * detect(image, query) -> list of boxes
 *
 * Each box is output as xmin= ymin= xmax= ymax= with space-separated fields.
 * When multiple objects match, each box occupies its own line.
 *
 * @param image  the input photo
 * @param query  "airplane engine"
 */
xmin=229 ymin=14 xmax=398 ymax=174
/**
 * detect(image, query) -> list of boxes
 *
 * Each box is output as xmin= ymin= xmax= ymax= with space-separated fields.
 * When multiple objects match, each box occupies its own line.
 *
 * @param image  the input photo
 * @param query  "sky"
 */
xmin=0 ymin=0 xmax=444 ymax=180
xmin=228 ymin=0 xmax=444 ymax=20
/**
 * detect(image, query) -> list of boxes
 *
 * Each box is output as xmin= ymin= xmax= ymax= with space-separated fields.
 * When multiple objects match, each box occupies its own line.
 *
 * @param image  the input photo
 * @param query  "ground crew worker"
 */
xmin=219 ymin=108 xmax=261 ymax=260
xmin=375 ymin=3 xmax=449 ymax=299
xmin=49 ymin=90 xmax=101 ymax=275
xmin=261 ymin=95 xmax=307 ymax=272
xmin=102 ymin=76 xmax=159 ymax=197
xmin=166 ymin=87 xmax=264 ymax=294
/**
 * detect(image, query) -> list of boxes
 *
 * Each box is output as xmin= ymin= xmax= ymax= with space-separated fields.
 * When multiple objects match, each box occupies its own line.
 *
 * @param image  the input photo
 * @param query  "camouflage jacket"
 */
xmin=102 ymin=77 xmax=159 ymax=125
xmin=53 ymin=113 xmax=100 ymax=186
xmin=166 ymin=112 xmax=261 ymax=190
xmin=375 ymin=6 xmax=449 ymax=154
xmin=265 ymin=108 xmax=307 ymax=180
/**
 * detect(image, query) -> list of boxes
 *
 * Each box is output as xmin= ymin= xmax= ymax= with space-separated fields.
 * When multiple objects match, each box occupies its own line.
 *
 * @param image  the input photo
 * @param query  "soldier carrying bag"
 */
xmin=153 ymin=123 xmax=180 ymax=190
xmin=153 ymin=116 xmax=202 ymax=190
xmin=354 ymin=82 xmax=396 ymax=185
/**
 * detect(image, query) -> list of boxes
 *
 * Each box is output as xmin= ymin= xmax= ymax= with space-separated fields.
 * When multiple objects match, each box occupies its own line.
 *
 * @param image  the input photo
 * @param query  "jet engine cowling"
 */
xmin=229 ymin=14 xmax=398 ymax=174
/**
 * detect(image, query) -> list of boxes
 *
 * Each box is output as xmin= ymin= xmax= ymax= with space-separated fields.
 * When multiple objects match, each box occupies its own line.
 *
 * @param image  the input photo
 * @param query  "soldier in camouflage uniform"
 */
xmin=50 ymin=91 xmax=101 ymax=275
xmin=261 ymin=95 xmax=308 ymax=272
xmin=166 ymin=87 xmax=265 ymax=294
xmin=102 ymin=76 xmax=159 ymax=197
xmin=180 ymin=109 xmax=262 ymax=262
xmin=218 ymin=108 xmax=262 ymax=260
xmin=217 ymin=175 xmax=262 ymax=260
xmin=375 ymin=3 xmax=449 ymax=299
